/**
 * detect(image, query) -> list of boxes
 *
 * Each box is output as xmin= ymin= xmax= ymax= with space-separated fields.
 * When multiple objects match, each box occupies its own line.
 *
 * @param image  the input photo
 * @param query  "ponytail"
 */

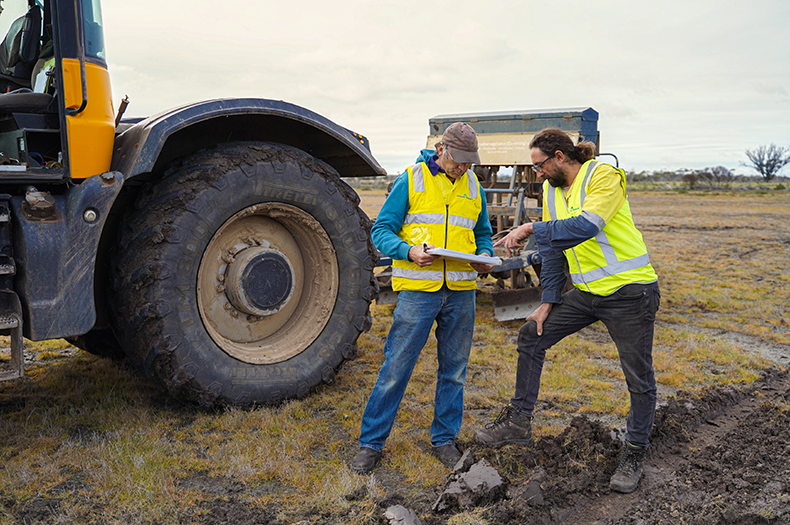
xmin=573 ymin=141 xmax=596 ymax=163
xmin=530 ymin=129 xmax=596 ymax=163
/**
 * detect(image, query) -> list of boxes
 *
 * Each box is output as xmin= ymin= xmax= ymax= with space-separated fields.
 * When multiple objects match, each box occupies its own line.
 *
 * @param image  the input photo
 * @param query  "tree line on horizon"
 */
xmin=627 ymin=144 xmax=790 ymax=187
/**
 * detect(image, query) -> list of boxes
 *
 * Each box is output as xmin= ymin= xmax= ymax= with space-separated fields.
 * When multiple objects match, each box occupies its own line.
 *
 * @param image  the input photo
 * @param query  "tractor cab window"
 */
xmin=0 ymin=0 xmax=28 ymax=39
xmin=82 ymin=0 xmax=104 ymax=60
xmin=0 ymin=0 xmax=43 ymax=92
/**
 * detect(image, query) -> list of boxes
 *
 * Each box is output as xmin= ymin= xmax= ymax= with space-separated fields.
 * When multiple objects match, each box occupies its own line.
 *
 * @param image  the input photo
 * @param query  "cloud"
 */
xmin=101 ymin=0 xmax=790 ymax=174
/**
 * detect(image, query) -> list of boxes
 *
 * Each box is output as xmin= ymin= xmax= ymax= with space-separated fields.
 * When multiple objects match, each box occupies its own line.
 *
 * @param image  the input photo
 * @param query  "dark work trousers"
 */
xmin=510 ymin=282 xmax=660 ymax=448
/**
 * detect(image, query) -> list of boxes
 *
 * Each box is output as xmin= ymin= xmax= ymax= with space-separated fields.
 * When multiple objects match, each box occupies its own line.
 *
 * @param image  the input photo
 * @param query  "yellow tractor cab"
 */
xmin=0 ymin=0 xmax=385 ymax=408
xmin=0 ymin=0 xmax=113 ymax=178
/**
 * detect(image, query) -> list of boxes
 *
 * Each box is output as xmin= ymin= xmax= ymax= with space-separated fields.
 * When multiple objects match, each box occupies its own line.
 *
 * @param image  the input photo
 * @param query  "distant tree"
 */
xmin=703 ymin=166 xmax=733 ymax=183
xmin=693 ymin=166 xmax=733 ymax=188
xmin=743 ymin=144 xmax=790 ymax=182
xmin=682 ymin=173 xmax=697 ymax=189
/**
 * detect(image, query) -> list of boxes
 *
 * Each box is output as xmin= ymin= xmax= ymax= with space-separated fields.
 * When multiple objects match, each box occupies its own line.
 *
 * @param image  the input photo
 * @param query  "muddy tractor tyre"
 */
xmin=109 ymin=142 xmax=376 ymax=407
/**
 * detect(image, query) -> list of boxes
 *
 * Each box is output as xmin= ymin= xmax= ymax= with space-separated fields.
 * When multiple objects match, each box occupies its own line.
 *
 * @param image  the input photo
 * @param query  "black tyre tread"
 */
xmin=108 ymin=142 xmax=377 ymax=407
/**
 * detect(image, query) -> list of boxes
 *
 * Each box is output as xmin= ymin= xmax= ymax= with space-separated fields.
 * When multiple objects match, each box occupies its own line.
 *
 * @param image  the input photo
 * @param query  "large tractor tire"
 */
xmin=108 ymin=142 xmax=377 ymax=407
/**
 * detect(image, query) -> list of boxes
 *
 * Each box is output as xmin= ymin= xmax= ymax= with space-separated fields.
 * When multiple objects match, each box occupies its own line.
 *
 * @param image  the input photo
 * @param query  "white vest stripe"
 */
xmin=392 ymin=267 xmax=444 ymax=281
xmin=412 ymin=164 xmax=425 ymax=193
xmin=581 ymin=210 xmax=605 ymax=230
xmin=404 ymin=212 xmax=445 ymax=225
xmin=570 ymin=253 xmax=652 ymax=284
xmin=594 ymin=230 xmax=619 ymax=265
xmin=579 ymin=160 xmax=598 ymax=204
xmin=447 ymin=271 xmax=479 ymax=281
xmin=403 ymin=213 xmax=476 ymax=230
xmin=546 ymin=186 xmax=557 ymax=219
xmin=466 ymin=172 xmax=479 ymax=199
xmin=448 ymin=214 xmax=476 ymax=230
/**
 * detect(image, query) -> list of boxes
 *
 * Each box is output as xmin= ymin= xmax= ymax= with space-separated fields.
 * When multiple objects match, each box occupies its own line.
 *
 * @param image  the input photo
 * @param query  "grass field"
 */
xmin=0 ymin=190 xmax=787 ymax=524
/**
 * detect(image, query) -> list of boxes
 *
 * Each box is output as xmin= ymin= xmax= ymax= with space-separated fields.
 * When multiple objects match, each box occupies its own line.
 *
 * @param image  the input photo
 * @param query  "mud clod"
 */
xmin=384 ymin=504 xmax=423 ymax=525
xmin=433 ymin=458 xmax=508 ymax=513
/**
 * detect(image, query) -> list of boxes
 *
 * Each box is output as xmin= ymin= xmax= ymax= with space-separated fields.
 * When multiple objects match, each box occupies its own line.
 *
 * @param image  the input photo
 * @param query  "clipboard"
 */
xmin=425 ymin=248 xmax=501 ymax=265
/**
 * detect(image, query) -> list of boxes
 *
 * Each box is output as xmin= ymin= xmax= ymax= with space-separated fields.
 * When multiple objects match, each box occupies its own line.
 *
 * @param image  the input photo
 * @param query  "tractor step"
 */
xmin=0 ymin=254 xmax=15 ymax=276
xmin=0 ymin=290 xmax=24 ymax=381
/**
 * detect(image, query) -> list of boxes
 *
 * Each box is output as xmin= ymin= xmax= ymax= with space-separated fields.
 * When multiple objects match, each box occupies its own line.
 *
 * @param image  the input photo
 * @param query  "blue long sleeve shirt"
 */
xmin=532 ymin=216 xmax=599 ymax=303
xmin=371 ymin=149 xmax=494 ymax=261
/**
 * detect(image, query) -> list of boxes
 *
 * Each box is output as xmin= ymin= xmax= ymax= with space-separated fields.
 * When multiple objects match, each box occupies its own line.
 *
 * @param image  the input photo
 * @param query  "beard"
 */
xmin=544 ymin=168 xmax=567 ymax=188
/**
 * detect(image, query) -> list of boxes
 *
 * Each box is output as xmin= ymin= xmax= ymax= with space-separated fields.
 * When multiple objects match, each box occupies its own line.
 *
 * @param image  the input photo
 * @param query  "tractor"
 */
xmin=0 ymin=0 xmax=385 ymax=407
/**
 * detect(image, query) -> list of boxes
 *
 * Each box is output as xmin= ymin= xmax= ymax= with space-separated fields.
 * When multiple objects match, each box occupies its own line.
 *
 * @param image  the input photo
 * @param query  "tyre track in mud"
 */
xmin=554 ymin=369 xmax=790 ymax=525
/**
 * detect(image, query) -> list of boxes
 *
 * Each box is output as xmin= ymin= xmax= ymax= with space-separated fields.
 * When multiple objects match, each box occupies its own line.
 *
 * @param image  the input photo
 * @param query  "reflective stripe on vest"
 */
xmin=545 ymin=160 xmax=656 ymax=295
xmin=391 ymin=162 xmax=483 ymax=292
xmin=403 ymin=212 xmax=477 ymax=230
xmin=392 ymin=267 xmax=444 ymax=281
xmin=392 ymin=267 xmax=478 ymax=282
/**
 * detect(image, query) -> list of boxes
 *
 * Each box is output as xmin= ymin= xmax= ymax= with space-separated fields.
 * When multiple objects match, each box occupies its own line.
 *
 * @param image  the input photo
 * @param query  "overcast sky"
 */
xmin=102 ymin=0 xmax=789 ymax=176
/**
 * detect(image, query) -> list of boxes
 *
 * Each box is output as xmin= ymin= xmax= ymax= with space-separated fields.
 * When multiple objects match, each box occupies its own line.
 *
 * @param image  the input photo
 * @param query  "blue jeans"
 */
xmin=359 ymin=286 xmax=476 ymax=451
xmin=510 ymin=282 xmax=660 ymax=447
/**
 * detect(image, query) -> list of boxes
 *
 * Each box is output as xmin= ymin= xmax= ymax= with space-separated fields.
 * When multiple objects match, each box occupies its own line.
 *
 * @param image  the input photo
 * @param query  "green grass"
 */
xmin=0 ymin=190 xmax=786 ymax=523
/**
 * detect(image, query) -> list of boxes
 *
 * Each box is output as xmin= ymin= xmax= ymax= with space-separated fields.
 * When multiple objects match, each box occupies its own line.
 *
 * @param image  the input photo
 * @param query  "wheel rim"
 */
xmin=197 ymin=203 xmax=338 ymax=364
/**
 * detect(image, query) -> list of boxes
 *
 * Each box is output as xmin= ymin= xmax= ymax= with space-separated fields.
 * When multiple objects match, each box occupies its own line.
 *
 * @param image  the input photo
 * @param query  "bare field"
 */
xmin=0 ymin=190 xmax=788 ymax=524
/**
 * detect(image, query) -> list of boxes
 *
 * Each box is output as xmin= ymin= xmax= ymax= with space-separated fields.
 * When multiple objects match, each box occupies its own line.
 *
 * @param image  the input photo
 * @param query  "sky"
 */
xmin=101 ymin=0 xmax=790 ymax=176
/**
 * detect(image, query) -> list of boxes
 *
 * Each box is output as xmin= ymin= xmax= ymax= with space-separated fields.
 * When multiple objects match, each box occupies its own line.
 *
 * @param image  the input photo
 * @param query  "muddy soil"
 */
xmin=362 ymin=366 xmax=790 ymax=525
xmin=465 ymin=367 xmax=790 ymax=525
xmin=8 ymin=346 xmax=790 ymax=525
xmin=176 ymin=365 xmax=790 ymax=525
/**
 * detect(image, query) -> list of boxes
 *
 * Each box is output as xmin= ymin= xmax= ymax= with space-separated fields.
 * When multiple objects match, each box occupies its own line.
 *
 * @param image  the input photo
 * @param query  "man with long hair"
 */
xmin=474 ymin=128 xmax=660 ymax=494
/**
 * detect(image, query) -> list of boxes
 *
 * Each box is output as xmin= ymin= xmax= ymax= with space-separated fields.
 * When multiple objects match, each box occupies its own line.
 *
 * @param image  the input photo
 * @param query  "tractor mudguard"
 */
xmin=11 ymin=172 xmax=124 ymax=340
xmin=110 ymin=98 xmax=385 ymax=181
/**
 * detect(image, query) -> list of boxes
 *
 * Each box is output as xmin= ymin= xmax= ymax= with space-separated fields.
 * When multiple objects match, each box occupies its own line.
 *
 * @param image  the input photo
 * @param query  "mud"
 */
xmin=454 ymin=368 xmax=790 ymax=525
xmin=351 ymin=367 xmax=790 ymax=525
xmin=8 ymin=329 xmax=790 ymax=524
xmin=6 ymin=347 xmax=790 ymax=524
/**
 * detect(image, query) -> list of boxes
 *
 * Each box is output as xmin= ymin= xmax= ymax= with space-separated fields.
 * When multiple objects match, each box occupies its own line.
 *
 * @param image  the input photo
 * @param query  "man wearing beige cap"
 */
xmin=350 ymin=122 xmax=494 ymax=474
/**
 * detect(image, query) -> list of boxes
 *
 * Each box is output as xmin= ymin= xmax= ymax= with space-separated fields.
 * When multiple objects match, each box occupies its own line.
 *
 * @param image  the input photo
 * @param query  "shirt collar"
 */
xmin=427 ymin=154 xmax=444 ymax=176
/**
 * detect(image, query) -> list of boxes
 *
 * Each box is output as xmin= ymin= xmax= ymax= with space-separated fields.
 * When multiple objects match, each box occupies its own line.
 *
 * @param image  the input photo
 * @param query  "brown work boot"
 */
xmin=350 ymin=447 xmax=382 ymax=474
xmin=474 ymin=404 xmax=533 ymax=447
xmin=431 ymin=442 xmax=463 ymax=468
xmin=609 ymin=442 xmax=647 ymax=493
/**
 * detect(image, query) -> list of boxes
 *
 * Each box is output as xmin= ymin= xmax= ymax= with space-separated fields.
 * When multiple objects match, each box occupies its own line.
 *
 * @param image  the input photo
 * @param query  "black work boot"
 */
xmin=350 ymin=447 xmax=382 ymax=474
xmin=610 ymin=442 xmax=647 ymax=493
xmin=474 ymin=404 xmax=533 ymax=447
xmin=431 ymin=442 xmax=462 ymax=468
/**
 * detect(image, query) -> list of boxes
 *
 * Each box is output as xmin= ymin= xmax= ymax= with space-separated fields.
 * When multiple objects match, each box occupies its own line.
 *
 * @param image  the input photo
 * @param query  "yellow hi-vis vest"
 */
xmin=391 ymin=162 xmax=483 ymax=292
xmin=544 ymin=160 xmax=657 ymax=296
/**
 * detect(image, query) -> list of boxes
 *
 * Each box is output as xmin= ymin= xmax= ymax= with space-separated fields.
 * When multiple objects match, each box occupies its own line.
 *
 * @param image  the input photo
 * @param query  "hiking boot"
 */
xmin=474 ymin=404 xmax=533 ymax=447
xmin=431 ymin=442 xmax=462 ymax=468
xmin=609 ymin=442 xmax=647 ymax=493
xmin=350 ymin=447 xmax=382 ymax=474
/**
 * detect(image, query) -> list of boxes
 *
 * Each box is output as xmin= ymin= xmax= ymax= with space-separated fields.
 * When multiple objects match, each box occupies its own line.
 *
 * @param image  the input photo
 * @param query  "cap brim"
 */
xmin=447 ymin=147 xmax=480 ymax=165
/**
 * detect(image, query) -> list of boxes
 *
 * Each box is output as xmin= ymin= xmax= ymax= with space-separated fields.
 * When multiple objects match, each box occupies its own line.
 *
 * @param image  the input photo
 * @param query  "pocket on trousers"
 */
xmin=613 ymin=284 xmax=647 ymax=301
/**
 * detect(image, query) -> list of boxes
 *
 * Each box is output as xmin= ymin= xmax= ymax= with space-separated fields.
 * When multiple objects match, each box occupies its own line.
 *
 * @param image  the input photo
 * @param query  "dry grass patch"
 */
xmin=633 ymin=192 xmax=790 ymax=345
